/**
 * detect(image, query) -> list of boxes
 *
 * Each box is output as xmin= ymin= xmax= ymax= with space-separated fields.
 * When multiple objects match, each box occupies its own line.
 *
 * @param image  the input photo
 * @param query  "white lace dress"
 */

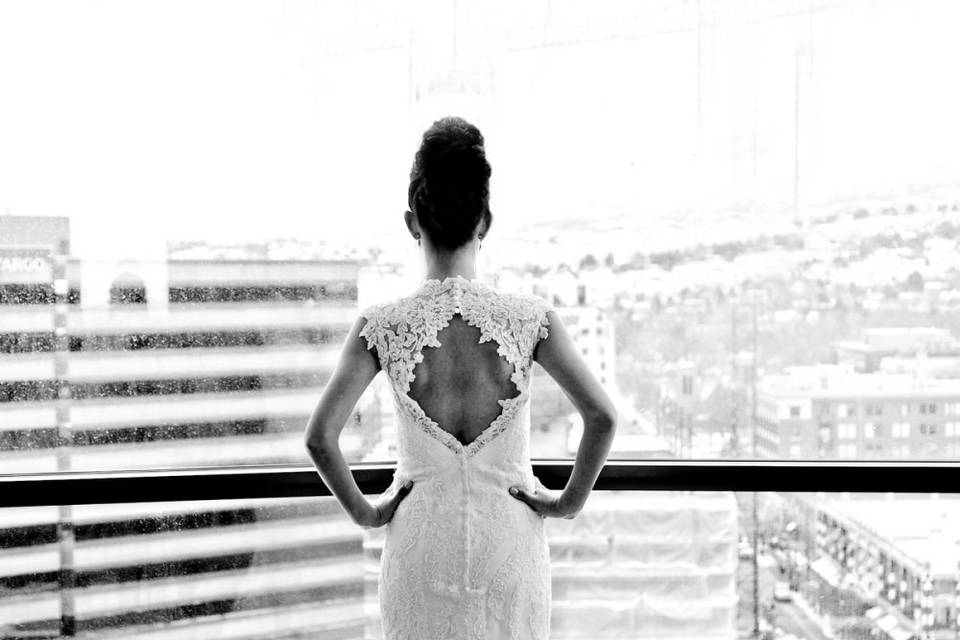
xmin=358 ymin=275 xmax=553 ymax=640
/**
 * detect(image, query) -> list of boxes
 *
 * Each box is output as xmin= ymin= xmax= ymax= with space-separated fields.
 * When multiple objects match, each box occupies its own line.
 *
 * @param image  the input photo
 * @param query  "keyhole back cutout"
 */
xmin=406 ymin=313 xmax=521 ymax=448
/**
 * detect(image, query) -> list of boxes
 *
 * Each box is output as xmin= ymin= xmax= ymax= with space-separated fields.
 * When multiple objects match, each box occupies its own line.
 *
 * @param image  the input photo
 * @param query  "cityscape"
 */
xmin=2 ymin=194 xmax=960 ymax=638
xmin=2 ymin=0 xmax=960 ymax=637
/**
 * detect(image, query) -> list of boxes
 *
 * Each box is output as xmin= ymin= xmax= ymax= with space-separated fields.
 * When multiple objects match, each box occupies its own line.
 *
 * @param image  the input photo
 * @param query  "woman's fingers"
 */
xmin=383 ymin=481 xmax=414 ymax=524
xmin=394 ymin=481 xmax=413 ymax=505
xmin=509 ymin=486 xmax=541 ymax=514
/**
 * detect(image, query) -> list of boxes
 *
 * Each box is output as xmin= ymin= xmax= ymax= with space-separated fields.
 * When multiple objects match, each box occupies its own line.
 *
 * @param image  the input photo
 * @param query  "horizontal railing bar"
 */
xmin=2 ymin=460 xmax=960 ymax=507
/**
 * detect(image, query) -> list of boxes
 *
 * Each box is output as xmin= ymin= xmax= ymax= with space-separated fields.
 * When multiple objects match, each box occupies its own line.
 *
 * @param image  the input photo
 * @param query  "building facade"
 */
xmin=756 ymin=363 xmax=960 ymax=459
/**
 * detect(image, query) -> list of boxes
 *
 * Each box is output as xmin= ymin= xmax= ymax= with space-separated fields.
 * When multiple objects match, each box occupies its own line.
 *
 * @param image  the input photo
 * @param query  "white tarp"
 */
xmin=544 ymin=490 xmax=740 ymax=639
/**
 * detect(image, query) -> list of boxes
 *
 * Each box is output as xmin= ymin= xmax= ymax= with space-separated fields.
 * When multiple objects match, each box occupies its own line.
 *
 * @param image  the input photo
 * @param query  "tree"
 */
xmin=906 ymin=271 xmax=924 ymax=291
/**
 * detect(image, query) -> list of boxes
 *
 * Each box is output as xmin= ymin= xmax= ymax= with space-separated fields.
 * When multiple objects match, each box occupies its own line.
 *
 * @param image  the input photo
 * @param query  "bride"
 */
xmin=304 ymin=116 xmax=617 ymax=639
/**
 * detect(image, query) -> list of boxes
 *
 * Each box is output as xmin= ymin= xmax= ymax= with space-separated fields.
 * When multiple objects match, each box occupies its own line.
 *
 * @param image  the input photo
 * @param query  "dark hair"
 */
xmin=408 ymin=116 xmax=492 ymax=251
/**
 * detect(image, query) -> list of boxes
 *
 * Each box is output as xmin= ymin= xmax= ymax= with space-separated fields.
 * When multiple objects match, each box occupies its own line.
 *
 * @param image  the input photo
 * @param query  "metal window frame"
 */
xmin=2 ymin=459 xmax=959 ymax=507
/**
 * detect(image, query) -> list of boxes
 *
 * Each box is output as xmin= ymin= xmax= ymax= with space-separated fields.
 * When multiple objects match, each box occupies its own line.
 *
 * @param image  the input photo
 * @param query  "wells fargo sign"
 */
xmin=0 ymin=248 xmax=52 ymax=283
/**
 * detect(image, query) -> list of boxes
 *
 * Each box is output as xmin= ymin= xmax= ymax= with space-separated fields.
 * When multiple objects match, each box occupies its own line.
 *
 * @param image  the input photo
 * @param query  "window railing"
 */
xmin=3 ymin=462 xmax=958 ymax=639
xmin=4 ymin=460 xmax=959 ymax=507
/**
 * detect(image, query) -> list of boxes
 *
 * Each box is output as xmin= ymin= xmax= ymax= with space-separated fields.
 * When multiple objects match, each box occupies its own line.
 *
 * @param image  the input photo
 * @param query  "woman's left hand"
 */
xmin=508 ymin=483 xmax=576 ymax=519
xmin=355 ymin=480 xmax=414 ymax=528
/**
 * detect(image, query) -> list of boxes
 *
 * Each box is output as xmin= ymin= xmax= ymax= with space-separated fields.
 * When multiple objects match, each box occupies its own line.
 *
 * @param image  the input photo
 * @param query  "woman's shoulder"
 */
xmin=488 ymin=286 xmax=552 ymax=312
xmin=360 ymin=280 xmax=552 ymax=321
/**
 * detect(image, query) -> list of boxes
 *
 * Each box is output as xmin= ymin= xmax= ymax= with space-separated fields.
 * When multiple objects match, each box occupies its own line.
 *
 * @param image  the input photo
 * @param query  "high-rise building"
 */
xmin=1 ymin=215 xmax=378 ymax=636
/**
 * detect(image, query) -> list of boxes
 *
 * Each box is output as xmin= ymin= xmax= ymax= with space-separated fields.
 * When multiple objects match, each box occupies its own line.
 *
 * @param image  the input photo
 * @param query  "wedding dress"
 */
xmin=358 ymin=274 xmax=554 ymax=640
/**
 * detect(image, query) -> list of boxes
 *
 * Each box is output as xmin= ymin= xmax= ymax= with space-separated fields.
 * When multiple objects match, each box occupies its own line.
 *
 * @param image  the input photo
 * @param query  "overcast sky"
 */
xmin=1 ymin=0 xmax=958 ymax=259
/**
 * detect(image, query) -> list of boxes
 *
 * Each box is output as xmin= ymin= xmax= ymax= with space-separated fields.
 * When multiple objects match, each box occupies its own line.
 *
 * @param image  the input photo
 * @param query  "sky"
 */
xmin=1 ymin=0 xmax=958 ymax=259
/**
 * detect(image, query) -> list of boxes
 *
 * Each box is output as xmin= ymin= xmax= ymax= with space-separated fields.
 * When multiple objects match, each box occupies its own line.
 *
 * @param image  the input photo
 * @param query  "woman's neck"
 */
xmin=423 ymin=250 xmax=477 ymax=281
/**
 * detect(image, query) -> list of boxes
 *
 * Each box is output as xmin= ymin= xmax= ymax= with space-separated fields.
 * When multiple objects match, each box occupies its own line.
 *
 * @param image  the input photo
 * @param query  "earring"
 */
xmin=415 ymin=233 xmax=421 ymax=247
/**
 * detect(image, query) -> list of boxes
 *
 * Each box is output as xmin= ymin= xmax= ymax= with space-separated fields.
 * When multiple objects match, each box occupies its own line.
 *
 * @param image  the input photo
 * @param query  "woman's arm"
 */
xmin=511 ymin=307 xmax=617 ymax=518
xmin=303 ymin=314 xmax=383 ymax=526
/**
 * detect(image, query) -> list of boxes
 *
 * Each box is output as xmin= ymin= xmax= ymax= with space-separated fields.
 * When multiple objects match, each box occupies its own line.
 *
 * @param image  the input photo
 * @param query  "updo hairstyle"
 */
xmin=408 ymin=116 xmax=492 ymax=251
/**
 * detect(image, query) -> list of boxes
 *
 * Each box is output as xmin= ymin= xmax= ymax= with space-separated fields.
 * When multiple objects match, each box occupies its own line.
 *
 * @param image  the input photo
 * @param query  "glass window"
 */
xmin=837 ymin=443 xmax=856 ymax=457
xmin=1 ymin=0 xmax=960 ymax=478
xmin=3 ymin=491 xmax=957 ymax=638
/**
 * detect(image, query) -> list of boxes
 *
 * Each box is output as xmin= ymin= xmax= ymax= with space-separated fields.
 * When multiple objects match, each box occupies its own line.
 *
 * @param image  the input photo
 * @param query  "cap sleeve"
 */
xmin=357 ymin=303 xmax=381 ymax=353
xmin=534 ymin=296 xmax=552 ymax=341
xmin=530 ymin=295 xmax=553 ymax=360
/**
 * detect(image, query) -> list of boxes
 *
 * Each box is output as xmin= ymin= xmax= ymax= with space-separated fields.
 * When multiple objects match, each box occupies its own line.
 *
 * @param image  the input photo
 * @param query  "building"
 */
xmin=1 ymin=214 xmax=379 ymax=636
xmin=833 ymin=327 xmax=960 ymax=373
xmin=789 ymin=493 xmax=960 ymax=640
xmin=755 ymin=363 xmax=960 ymax=459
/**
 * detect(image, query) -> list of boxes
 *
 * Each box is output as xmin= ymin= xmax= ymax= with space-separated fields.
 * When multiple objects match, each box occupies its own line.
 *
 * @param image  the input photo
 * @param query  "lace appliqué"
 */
xmin=359 ymin=277 xmax=551 ymax=458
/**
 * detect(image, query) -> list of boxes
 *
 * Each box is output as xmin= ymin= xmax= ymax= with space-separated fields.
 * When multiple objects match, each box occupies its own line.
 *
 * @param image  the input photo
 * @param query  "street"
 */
xmin=738 ymin=553 xmax=830 ymax=640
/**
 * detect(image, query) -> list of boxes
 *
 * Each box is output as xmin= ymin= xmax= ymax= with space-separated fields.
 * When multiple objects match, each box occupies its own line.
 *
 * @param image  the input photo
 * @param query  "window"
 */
xmin=837 ymin=404 xmax=857 ymax=419
xmin=838 ymin=423 xmax=857 ymax=440
xmin=891 ymin=444 xmax=911 ymax=457
xmin=2 ymin=1 xmax=960 ymax=638
xmin=837 ymin=444 xmax=857 ymax=458
xmin=892 ymin=423 xmax=911 ymax=439
xmin=919 ymin=422 xmax=938 ymax=436
xmin=865 ymin=403 xmax=883 ymax=417
xmin=919 ymin=403 xmax=937 ymax=415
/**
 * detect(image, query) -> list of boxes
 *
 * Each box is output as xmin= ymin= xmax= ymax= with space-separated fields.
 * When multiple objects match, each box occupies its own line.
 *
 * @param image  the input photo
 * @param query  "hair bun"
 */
xmin=421 ymin=135 xmax=488 ymax=186
xmin=408 ymin=117 xmax=493 ymax=251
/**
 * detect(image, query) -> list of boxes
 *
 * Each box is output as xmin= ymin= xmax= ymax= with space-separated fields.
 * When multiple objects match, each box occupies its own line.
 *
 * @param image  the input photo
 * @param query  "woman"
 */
xmin=304 ymin=116 xmax=617 ymax=639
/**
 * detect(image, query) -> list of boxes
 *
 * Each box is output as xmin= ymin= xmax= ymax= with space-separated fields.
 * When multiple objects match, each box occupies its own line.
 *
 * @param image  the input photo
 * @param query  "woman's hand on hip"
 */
xmin=357 ymin=480 xmax=414 ymax=528
xmin=508 ymin=484 xmax=577 ymax=519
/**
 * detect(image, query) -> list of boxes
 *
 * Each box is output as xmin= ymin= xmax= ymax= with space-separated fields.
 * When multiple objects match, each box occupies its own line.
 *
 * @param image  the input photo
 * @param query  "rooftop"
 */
xmin=758 ymin=363 xmax=960 ymax=399
xmin=822 ymin=495 xmax=960 ymax=577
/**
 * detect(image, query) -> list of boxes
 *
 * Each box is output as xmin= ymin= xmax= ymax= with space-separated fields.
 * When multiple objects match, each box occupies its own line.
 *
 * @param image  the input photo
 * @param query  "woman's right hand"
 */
xmin=356 ymin=480 xmax=414 ymax=528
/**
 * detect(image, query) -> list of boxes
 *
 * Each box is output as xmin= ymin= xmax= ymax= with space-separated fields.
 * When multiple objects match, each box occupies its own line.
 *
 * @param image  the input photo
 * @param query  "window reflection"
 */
xmin=1 ymin=492 xmax=958 ymax=639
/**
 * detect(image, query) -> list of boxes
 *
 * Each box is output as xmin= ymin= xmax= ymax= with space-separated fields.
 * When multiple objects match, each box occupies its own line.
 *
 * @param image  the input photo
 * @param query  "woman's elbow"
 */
xmin=304 ymin=429 xmax=333 ymax=456
xmin=590 ymin=406 xmax=617 ymax=432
